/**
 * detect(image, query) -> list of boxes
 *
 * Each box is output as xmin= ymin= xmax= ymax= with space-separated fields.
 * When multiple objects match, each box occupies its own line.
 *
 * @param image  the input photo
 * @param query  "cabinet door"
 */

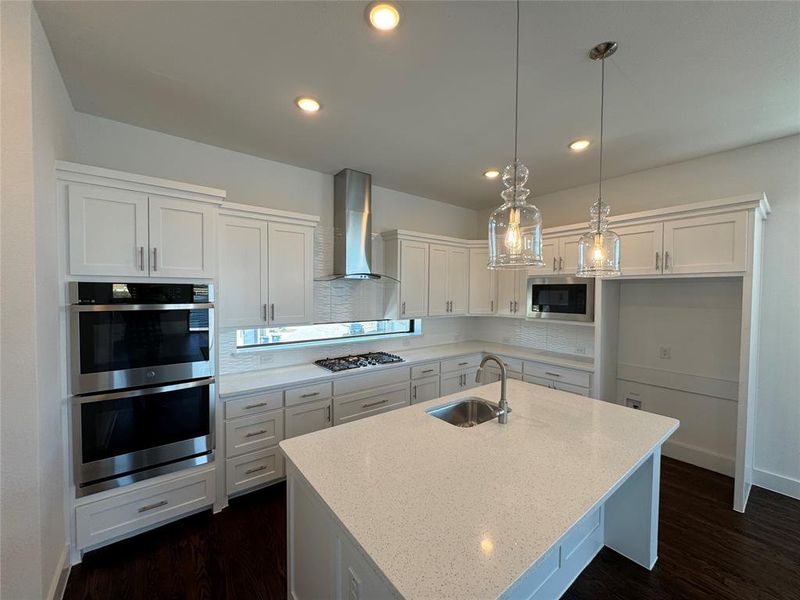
xmin=411 ymin=376 xmax=440 ymax=404
xmin=663 ymin=212 xmax=747 ymax=274
xmin=496 ymin=270 xmax=519 ymax=317
xmin=68 ymin=183 xmax=149 ymax=276
xmin=399 ymin=240 xmax=429 ymax=318
xmin=447 ymin=247 xmax=469 ymax=315
xmin=440 ymin=372 xmax=463 ymax=396
xmin=428 ymin=244 xmax=449 ymax=316
xmin=468 ymin=248 xmax=496 ymax=315
xmin=148 ymin=195 xmax=216 ymax=278
xmin=615 ymin=223 xmax=664 ymax=276
xmin=533 ymin=237 xmax=559 ymax=274
xmin=268 ymin=222 xmax=314 ymax=325
xmin=285 ymin=398 xmax=332 ymax=439
xmin=558 ymin=235 xmax=582 ymax=275
xmin=461 ymin=367 xmax=480 ymax=391
xmin=219 ymin=216 xmax=268 ymax=327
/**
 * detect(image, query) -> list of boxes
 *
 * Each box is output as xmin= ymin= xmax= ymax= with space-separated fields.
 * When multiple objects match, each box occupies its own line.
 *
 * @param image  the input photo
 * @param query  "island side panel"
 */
xmin=603 ymin=447 xmax=661 ymax=570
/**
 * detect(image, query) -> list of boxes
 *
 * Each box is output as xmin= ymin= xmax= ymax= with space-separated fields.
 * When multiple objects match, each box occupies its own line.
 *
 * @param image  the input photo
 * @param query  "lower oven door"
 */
xmin=73 ymin=377 xmax=215 ymax=496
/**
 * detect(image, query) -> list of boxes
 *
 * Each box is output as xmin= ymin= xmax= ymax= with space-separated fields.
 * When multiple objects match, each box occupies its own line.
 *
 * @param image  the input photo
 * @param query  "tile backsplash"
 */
xmin=472 ymin=317 xmax=595 ymax=357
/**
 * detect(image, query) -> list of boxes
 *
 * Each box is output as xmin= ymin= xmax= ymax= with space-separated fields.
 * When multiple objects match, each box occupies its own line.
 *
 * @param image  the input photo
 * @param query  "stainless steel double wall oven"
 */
xmin=70 ymin=282 xmax=215 ymax=496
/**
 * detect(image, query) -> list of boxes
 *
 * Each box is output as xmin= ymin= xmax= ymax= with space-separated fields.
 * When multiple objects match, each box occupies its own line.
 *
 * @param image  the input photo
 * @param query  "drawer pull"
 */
xmin=138 ymin=500 xmax=168 ymax=513
xmin=421 ymin=369 xmax=435 ymax=374
xmin=245 ymin=465 xmax=268 ymax=475
xmin=544 ymin=372 xmax=562 ymax=377
xmin=458 ymin=361 xmax=469 ymax=366
xmin=301 ymin=392 xmax=320 ymax=398
xmin=244 ymin=402 xmax=268 ymax=409
xmin=245 ymin=429 xmax=268 ymax=438
xmin=362 ymin=398 xmax=388 ymax=409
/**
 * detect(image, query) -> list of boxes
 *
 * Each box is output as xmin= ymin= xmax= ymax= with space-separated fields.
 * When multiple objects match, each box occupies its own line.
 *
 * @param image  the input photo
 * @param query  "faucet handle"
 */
xmin=475 ymin=368 xmax=482 ymax=383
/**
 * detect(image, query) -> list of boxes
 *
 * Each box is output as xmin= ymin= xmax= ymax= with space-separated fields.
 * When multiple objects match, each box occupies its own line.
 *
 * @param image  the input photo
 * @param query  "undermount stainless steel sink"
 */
xmin=426 ymin=397 xmax=506 ymax=428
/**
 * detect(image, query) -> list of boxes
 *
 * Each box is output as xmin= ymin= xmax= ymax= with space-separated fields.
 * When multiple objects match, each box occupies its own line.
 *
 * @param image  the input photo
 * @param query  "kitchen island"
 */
xmin=279 ymin=379 xmax=679 ymax=600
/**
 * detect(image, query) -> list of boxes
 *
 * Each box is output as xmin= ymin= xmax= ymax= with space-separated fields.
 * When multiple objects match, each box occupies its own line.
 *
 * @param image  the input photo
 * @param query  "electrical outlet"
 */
xmin=575 ymin=345 xmax=586 ymax=355
xmin=626 ymin=397 xmax=643 ymax=410
xmin=659 ymin=346 xmax=671 ymax=360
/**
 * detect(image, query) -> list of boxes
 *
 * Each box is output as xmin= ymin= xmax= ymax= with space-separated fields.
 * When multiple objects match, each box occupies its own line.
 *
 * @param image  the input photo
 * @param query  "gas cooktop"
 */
xmin=314 ymin=352 xmax=404 ymax=372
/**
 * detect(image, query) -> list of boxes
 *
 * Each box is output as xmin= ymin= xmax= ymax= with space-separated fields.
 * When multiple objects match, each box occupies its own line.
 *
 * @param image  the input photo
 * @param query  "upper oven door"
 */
xmin=526 ymin=277 xmax=595 ymax=322
xmin=70 ymin=298 xmax=214 ymax=394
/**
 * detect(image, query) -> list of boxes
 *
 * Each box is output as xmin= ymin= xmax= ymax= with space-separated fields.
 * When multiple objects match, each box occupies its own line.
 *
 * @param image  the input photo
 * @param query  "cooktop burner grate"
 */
xmin=314 ymin=351 xmax=404 ymax=372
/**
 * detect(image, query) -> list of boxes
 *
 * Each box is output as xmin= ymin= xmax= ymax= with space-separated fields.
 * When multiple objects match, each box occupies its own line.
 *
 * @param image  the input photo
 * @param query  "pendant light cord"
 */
xmin=596 ymin=54 xmax=605 ymax=233
xmin=512 ymin=0 xmax=520 ymax=203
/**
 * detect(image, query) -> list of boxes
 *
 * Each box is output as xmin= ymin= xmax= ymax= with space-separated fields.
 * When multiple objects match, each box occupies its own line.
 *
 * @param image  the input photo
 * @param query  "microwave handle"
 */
xmin=71 ymin=303 xmax=215 ymax=312
xmin=71 ymin=377 xmax=215 ymax=405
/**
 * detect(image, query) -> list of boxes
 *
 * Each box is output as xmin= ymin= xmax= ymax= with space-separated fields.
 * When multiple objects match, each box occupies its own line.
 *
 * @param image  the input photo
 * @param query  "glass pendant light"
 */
xmin=487 ymin=0 xmax=544 ymax=269
xmin=577 ymin=42 xmax=621 ymax=278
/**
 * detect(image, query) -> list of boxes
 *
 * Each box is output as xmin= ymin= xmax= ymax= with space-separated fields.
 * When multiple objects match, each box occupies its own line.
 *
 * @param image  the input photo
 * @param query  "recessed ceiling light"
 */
xmin=483 ymin=169 xmax=500 ymax=179
xmin=295 ymin=97 xmax=321 ymax=113
xmin=368 ymin=2 xmax=401 ymax=31
xmin=569 ymin=139 xmax=591 ymax=151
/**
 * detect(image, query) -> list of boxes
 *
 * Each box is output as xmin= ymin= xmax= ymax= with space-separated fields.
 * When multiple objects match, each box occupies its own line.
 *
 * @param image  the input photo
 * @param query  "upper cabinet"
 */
xmin=662 ymin=212 xmax=747 ymax=274
xmin=533 ymin=235 xmax=582 ymax=276
xmin=428 ymin=244 xmax=468 ymax=316
xmin=61 ymin=162 xmax=224 ymax=279
xmin=399 ymin=241 xmax=429 ymax=318
xmin=496 ymin=269 xmax=527 ymax=317
xmin=219 ymin=215 xmax=268 ymax=327
xmin=267 ymin=222 xmax=314 ymax=325
xmin=615 ymin=223 xmax=664 ymax=277
xmin=467 ymin=247 xmax=496 ymax=315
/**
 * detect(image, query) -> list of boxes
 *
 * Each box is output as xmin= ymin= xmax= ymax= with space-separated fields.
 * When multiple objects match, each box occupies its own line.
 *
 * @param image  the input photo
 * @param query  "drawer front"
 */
xmin=75 ymin=468 xmax=215 ymax=549
xmin=494 ymin=355 xmax=523 ymax=373
xmin=554 ymin=381 xmax=590 ymax=397
xmin=440 ymin=354 xmax=482 ymax=373
xmin=285 ymin=398 xmax=332 ymax=439
xmin=334 ymin=382 xmax=409 ymax=425
xmin=333 ymin=366 xmax=410 ymax=396
xmin=523 ymin=361 xmax=591 ymax=388
xmin=225 ymin=390 xmax=283 ymax=419
xmin=225 ymin=409 xmax=284 ymax=458
xmin=285 ymin=381 xmax=332 ymax=407
xmin=523 ymin=374 xmax=555 ymax=389
xmin=225 ymin=447 xmax=285 ymax=496
xmin=484 ymin=365 xmax=523 ymax=382
xmin=411 ymin=361 xmax=440 ymax=380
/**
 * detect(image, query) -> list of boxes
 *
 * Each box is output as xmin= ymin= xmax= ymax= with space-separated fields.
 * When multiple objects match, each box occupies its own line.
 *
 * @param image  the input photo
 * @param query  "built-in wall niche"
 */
xmin=615 ymin=278 xmax=743 ymax=476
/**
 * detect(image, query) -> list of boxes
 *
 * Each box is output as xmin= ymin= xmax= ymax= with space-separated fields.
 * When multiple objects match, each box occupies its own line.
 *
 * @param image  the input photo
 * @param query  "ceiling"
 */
xmin=36 ymin=1 xmax=800 ymax=209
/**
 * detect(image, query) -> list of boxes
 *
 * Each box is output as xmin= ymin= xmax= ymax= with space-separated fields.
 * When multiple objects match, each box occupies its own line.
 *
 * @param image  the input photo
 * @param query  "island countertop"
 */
xmin=280 ymin=379 xmax=679 ymax=600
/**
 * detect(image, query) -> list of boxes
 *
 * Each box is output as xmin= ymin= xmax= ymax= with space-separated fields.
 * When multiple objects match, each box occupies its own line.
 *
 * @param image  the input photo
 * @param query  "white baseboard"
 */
xmin=47 ymin=544 xmax=71 ymax=600
xmin=663 ymin=440 xmax=734 ymax=477
xmin=753 ymin=468 xmax=800 ymax=501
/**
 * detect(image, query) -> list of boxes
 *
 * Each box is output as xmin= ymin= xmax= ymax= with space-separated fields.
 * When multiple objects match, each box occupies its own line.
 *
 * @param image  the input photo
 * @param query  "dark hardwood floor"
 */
xmin=64 ymin=458 xmax=800 ymax=600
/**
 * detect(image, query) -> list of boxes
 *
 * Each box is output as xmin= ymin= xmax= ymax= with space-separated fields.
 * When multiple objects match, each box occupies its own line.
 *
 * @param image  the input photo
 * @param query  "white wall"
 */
xmin=1 ymin=2 xmax=74 ymax=598
xmin=70 ymin=113 xmax=480 ymax=238
xmin=494 ymin=136 xmax=800 ymax=494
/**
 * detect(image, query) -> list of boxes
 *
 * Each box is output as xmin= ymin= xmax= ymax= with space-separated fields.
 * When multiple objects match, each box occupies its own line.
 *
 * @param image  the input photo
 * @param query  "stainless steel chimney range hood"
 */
xmin=316 ymin=168 xmax=398 ymax=281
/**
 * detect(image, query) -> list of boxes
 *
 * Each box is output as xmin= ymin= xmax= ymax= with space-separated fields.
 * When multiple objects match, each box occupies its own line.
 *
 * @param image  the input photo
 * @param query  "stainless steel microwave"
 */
xmin=526 ymin=276 xmax=595 ymax=322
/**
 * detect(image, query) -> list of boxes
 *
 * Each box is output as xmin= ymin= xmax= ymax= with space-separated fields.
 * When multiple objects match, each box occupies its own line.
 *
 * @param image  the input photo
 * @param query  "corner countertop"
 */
xmin=280 ymin=380 xmax=678 ymax=600
xmin=218 ymin=341 xmax=594 ymax=398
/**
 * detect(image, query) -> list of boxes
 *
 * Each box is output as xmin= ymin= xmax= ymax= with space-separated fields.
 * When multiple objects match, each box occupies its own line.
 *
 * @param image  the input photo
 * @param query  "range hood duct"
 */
xmin=320 ymin=168 xmax=397 ymax=281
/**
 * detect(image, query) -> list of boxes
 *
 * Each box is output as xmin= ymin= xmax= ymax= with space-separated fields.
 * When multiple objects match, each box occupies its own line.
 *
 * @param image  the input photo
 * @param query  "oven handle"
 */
xmin=72 ymin=377 xmax=215 ymax=404
xmin=71 ymin=303 xmax=215 ymax=312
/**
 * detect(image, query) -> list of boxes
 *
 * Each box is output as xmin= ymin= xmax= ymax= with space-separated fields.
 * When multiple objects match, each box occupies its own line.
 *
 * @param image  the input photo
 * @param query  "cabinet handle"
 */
xmin=401 ymin=301 xmax=406 ymax=315
xmin=544 ymin=371 xmax=561 ymax=377
xmin=245 ymin=465 xmax=268 ymax=475
xmin=301 ymin=392 xmax=319 ymax=398
xmin=362 ymin=398 xmax=388 ymax=409
xmin=655 ymin=251 xmax=660 ymax=271
xmin=490 ymin=300 xmax=494 ymax=312
xmin=514 ymin=300 xmax=518 ymax=313
xmin=152 ymin=248 xmax=158 ymax=272
xmin=138 ymin=500 xmax=167 ymax=513
xmin=664 ymin=251 xmax=671 ymax=271
xmin=553 ymin=257 xmax=557 ymax=272
xmin=270 ymin=304 xmax=275 ymax=320
xmin=412 ymin=385 xmax=417 ymax=400
xmin=458 ymin=361 xmax=469 ymax=366
xmin=422 ymin=369 xmax=434 ymax=374
xmin=558 ymin=257 xmax=563 ymax=271
xmin=245 ymin=429 xmax=268 ymax=438
xmin=509 ymin=301 xmax=513 ymax=312
xmin=326 ymin=405 xmax=331 ymax=422
xmin=244 ymin=402 xmax=268 ymax=409
xmin=139 ymin=246 xmax=145 ymax=271
xmin=263 ymin=304 xmax=268 ymax=322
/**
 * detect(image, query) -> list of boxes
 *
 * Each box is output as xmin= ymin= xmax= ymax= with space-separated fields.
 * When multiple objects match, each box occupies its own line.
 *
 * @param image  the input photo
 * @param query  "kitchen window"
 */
xmin=236 ymin=319 xmax=416 ymax=349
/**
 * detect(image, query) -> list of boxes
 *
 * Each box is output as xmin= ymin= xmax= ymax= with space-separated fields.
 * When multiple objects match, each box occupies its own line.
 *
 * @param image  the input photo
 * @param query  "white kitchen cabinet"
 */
xmin=268 ymin=221 xmax=314 ymax=325
xmin=219 ymin=215 xmax=268 ymax=327
xmin=285 ymin=398 xmax=332 ymax=439
xmin=615 ymin=223 xmax=664 ymax=277
xmin=532 ymin=238 xmax=559 ymax=274
xmin=226 ymin=446 xmax=285 ymax=496
xmin=538 ymin=235 xmax=582 ymax=276
xmin=399 ymin=240 xmax=429 ymax=318
xmin=496 ymin=269 xmax=527 ymax=317
xmin=148 ymin=195 xmax=217 ymax=278
xmin=468 ymin=247 xmax=497 ymax=315
xmin=441 ymin=367 xmax=480 ymax=395
xmin=428 ymin=244 xmax=469 ymax=316
xmin=68 ymin=183 xmax=150 ymax=277
xmin=663 ymin=211 xmax=747 ymax=274
xmin=333 ymin=382 xmax=410 ymax=426
xmin=411 ymin=375 xmax=439 ymax=404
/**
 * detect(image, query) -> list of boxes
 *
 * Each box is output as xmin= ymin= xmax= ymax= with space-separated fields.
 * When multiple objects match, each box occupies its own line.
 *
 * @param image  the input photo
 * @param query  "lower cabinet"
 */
xmin=411 ymin=375 xmax=439 ymax=404
xmin=225 ymin=408 xmax=284 ymax=458
xmin=441 ymin=367 xmax=480 ymax=396
xmin=226 ymin=446 xmax=285 ymax=496
xmin=523 ymin=374 xmax=590 ymax=397
xmin=333 ymin=382 xmax=410 ymax=426
xmin=285 ymin=397 xmax=333 ymax=438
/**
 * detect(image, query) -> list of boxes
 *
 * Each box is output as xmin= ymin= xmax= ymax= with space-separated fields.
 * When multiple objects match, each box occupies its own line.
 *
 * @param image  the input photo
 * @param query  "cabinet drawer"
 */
xmin=554 ymin=381 xmax=590 ymax=397
xmin=484 ymin=365 xmax=523 ymax=382
xmin=523 ymin=374 xmax=554 ymax=389
xmin=333 ymin=382 xmax=409 ymax=425
xmin=494 ymin=355 xmax=523 ymax=373
xmin=225 ymin=447 xmax=285 ymax=496
xmin=285 ymin=398 xmax=332 ymax=439
xmin=440 ymin=354 xmax=482 ymax=373
xmin=285 ymin=381 xmax=332 ymax=407
xmin=411 ymin=361 xmax=440 ymax=380
xmin=225 ymin=390 xmax=283 ymax=419
xmin=75 ymin=468 xmax=215 ymax=550
xmin=333 ymin=366 xmax=410 ymax=396
xmin=523 ymin=361 xmax=591 ymax=388
xmin=225 ymin=409 xmax=284 ymax=458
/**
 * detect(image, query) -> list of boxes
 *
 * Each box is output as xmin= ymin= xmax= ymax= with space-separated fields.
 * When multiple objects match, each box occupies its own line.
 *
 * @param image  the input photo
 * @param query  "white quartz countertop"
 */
xmin=280 ymin=380 xmax=678 ymax=600
xmin=219 ymin=341 xmax=594 ymax=398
